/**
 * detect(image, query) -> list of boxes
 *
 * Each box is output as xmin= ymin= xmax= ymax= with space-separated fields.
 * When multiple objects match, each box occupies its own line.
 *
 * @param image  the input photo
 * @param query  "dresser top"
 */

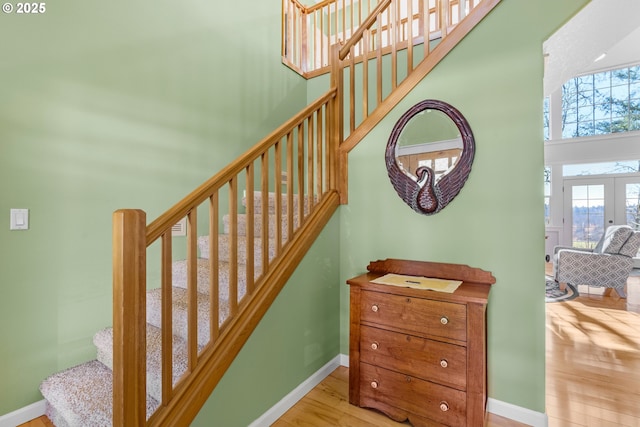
xmin=347 ymin=259 xmax=494 ymax=304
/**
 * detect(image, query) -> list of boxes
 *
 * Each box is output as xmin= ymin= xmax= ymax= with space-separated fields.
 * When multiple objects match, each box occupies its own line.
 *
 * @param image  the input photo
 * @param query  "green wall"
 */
xmin=0 ymin=0 xmax=321 ymax=416
xmin=329 ymin=0 xmax=588 ymax=414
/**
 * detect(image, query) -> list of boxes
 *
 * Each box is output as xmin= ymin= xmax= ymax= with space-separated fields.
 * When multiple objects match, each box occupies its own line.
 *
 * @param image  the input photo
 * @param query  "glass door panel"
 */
xmin=563 ymin=178 xmax=614 ymax=248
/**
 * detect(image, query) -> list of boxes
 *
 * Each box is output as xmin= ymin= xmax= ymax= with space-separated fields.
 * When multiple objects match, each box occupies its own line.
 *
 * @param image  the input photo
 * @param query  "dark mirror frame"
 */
xmin=385 ymin=99 xmax=475 ymax=215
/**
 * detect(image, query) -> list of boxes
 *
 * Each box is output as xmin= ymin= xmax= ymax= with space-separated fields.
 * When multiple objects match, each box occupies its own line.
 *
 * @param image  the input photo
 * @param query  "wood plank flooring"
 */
xmin=545 ymin=264 xmax=640 ymax=427
xmin=21 ymin=265 xmax=640 ymax=427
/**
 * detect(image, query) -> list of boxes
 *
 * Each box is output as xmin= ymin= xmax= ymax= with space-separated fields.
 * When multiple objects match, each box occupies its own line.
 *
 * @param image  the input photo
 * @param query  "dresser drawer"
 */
xmin=360 ymin=290 xmax=467 ymax=341
xmin=360 ymin=325 xmax=467 ymax=390
xmin=359 ymin=362 xmax=467 ymax=427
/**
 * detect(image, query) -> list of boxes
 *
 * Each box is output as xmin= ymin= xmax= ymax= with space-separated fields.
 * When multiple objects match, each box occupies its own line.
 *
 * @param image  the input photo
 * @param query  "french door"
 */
xmin=564 ymin=176 xmax=640 ymax=256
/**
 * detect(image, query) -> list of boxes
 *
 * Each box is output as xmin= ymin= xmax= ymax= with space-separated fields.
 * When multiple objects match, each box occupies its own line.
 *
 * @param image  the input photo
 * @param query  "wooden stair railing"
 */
xmin=112 ymin=0 xmax=501 ymax=424
xmin=113 ymin=90 xmax=340 ymax=426
xmin=283 ymin=0 xmax=487 ymax=78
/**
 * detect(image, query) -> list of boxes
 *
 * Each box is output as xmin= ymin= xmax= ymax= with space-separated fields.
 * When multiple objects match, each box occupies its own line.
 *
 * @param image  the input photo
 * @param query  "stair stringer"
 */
xmin=147 ymin=190 xmax=340 ymax=427
xmin=336 ymin=0 xmax=502 ymax=203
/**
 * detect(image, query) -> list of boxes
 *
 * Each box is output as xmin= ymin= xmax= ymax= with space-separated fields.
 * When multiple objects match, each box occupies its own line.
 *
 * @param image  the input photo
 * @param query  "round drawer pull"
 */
xmin=440 ymin=316 xmax=449 ymax=325
xmin=371 ymin=342 xmax=379 ymax=350
xmin=370 ymin=380 xmax=379 ymax=389
xmin=371 ymin=304 xmax=379 ymax=312
xmin=440 ymin=401 xmax=450 ymax=412
xmin=440 ymin=359 xmax=448 ymax=368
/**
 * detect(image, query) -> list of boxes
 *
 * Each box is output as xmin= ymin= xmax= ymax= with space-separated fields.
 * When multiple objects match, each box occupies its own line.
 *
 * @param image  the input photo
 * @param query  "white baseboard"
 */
xmin=487 ymin=398 xmax=548 ymax=427
xmin=0 ymin=400 xmax=46 ymax=427
xmin=339 ymin=353 xmax=349 ymax=367
xmin=248 ymin=355 xmax=342 ymax=427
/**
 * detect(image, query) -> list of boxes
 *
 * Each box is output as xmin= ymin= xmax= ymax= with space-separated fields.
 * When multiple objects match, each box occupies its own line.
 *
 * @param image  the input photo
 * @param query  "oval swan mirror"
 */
xmin=385 ymin=99 xmax=475 ymax=215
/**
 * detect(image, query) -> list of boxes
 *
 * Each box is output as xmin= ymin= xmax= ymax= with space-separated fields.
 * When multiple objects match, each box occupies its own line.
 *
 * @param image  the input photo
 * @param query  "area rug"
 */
xmin=545 ymin=275 xmax=579 ymax=303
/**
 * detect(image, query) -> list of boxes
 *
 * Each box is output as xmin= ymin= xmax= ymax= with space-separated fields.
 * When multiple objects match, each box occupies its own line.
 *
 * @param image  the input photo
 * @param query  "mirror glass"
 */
xmin=395 ymin=109 xmax=463 ymax=183
xmin=385 ymin=100 xmax=474 ymax=215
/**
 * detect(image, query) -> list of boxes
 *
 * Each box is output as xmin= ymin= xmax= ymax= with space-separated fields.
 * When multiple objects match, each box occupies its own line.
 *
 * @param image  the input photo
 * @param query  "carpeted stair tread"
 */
xmin=223 ymin=212 xmax=300 ymax=240
xmin=39 ymin=360 xmax=159 ymax=427
xmin=172 ymin=258 xmax=252 ymax=296
xmin=244 ymin=191 xmax=316 ymax=216
xmin=197 ymin=235 xmax=277 ymax=267
xmin=147 ymin=287 xmax=239 ymax=348
xmin=94 ymin=325 xmax=195 ymax=403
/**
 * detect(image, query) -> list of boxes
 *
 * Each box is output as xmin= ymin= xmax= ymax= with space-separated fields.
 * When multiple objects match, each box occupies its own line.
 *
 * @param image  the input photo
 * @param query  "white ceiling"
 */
xmin=543 ymin=0 xmax=640 ymax=96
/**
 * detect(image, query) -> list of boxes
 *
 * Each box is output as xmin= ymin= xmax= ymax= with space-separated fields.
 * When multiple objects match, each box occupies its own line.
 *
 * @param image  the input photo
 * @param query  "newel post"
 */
xmin=329 ymin=43 xmax=347 ymax=203
xmin=112 ymin=209 xmax=147 ymax=427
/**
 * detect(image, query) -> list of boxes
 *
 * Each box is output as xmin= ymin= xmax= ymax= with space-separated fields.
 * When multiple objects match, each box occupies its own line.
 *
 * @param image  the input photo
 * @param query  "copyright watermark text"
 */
xmin=2 ymin=3 xmax=46 ymax=14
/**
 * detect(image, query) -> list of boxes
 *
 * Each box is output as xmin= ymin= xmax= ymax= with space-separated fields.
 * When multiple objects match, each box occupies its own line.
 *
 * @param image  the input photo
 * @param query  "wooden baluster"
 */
xmin=320 ymin=10 xmax=326 ymax=67
xmin=342 ymin=0 xmax=346 ymax=43
xmin=112 ymin=209 xmax=146 ymax=427
xmin=407 ymin=0 xmax=414 ymax=71
xmin=161 ymin=231 xmax=173 ymax=405
xmin=423 ymin=0 xmax=431 ymax=57
xmin=376 ymin=14 xmax=383 ymax=105
xmin=245 ymin=163 xmax=255 ymax=294
xmin=275 ymin=140 xmax=283 ymax=253
xmin=298 ymin=120 xmax=306 ymax=224
xmin=349 ymin=46 xmax=356 ymax=133
xmin=306 ymin=115 xmax=314 ymax=215
xmin=209 ymin=193 xmax=220 ymax=341
xmin=390 ymin=0 xmax=397 ymax=89
xmin=301 ymin=7 xmax=308 ymax=72
xmin=316 ymin=107 xmax=325 ymax=196
xmin=330 ymin=44 xmax=342 ymax=194
xmin=261 ymin=151 xmax=269 ymax=274
xmin=287 ymin=129 xmax=295 ymax=241
xmin=441 ymin=0 xmax=449 ymax=37
xmin=363 ymin=29 xmax=370 ymax=121
xmin=281 ymin=0 xmax=287 ymax=60
xmin=228 ymin=178 xmax=238 ymax=316
xmin=187 ymin=209 xmax=198 ymax=368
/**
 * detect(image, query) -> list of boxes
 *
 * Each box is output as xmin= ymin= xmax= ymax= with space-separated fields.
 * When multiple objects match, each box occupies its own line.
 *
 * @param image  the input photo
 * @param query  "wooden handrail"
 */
xmin=339 ymin=0 xmax=391 ymax=60
xmin=146 ymin=90 xmax=336 ymax=245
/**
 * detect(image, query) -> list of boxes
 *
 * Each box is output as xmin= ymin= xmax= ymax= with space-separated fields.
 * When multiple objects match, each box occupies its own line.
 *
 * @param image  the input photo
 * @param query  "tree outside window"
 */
xmin=561 ymin=64 xmax=640 ymax=138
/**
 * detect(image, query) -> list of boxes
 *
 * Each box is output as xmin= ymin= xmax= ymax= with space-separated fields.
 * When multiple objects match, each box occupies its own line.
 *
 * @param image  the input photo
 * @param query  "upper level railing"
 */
xmin=283 ymin=0 xmax=484 ymax=78
xmin=113 ymin=90 xmax=340 ymax=426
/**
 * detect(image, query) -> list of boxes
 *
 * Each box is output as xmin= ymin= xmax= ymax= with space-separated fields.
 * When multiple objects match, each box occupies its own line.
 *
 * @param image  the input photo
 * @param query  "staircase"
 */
xmin=37 ymin=0 xmax=501 ymax=425
xmin=39 ymin=191 xmax=302 ymax=426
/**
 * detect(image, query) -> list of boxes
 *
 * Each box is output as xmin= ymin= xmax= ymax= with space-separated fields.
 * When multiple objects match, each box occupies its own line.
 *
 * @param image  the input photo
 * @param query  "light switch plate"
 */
xmin=10 ymin=209 xmax=29 ymax=230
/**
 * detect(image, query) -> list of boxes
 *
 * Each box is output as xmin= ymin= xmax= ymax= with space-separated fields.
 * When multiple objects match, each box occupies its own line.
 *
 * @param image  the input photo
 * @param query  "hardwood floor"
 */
xmin=546 ymin=264 xmax=640 ymax=427
xmin=21 ymin=266 xmax=640 ymax=427
xmin=17 ymin=416 xmax=54 ymax=427
xmin=273 ymin=366 xmax=527 ymax=427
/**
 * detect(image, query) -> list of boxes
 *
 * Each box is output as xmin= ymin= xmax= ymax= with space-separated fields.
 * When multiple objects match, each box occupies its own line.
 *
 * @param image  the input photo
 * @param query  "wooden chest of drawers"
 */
xmin=348 ymin=259 xmax=494 ymax=427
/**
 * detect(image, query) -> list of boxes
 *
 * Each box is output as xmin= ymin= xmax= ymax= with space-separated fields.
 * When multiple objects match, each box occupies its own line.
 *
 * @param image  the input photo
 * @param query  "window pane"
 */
xmin=594 ymin=71 xmax=610 ymax=89
xmin=563 ymin=161 xmax=640 ymax=176
xmin=611 ymin=84 xmax=628 ymax=102
xmin=612 ymin=68 xmax=629 ymax=85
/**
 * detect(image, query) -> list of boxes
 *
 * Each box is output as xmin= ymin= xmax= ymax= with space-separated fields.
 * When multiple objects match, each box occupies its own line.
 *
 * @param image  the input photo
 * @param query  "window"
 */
xmin=561 ymin=64 xmax=640 ymax=139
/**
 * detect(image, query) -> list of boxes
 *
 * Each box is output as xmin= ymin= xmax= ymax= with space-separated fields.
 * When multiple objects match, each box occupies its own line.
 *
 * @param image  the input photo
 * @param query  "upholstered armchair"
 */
xmin=553 ymin=225 xmax=640 ymax=298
